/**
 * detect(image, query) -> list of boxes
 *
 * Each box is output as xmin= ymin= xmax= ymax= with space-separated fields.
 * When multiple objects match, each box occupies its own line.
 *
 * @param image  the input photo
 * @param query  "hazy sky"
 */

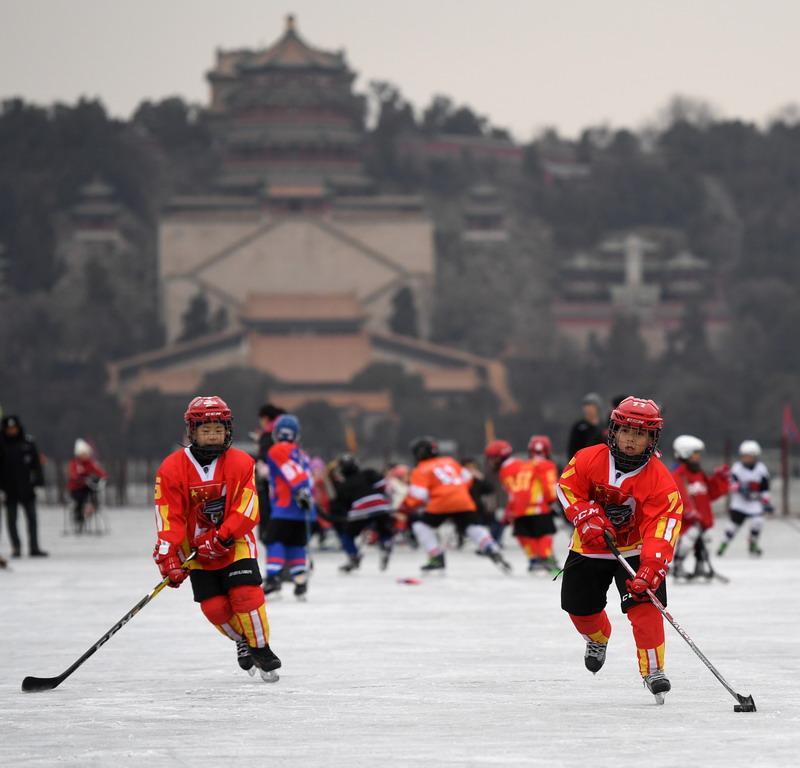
xmin=2 ymin=0 xmax=799 ymax=139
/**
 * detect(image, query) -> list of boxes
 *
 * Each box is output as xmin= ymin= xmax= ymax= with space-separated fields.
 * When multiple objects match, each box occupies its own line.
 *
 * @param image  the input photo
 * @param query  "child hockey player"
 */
xmin=403 ymin=436 xmax=511 ymax=574
xmin=330 ymin=453 xmax=394 ymax=572
xmin=262 ymin=414 xmax=316 ymax=599
xmin=67 ymin=439 xmax=107 ymax=533
xmin=152 ymin=396 xmax=281 ymax=682
xmin=670 ymin=435 xmax=728 ymax=579
xmin=557 ymin=396 xmax=683 ymax=704
xmin=485 ymin=436 xmax=558 ymax=573
xmin=718 ymin=440 xmax=773 ymax=556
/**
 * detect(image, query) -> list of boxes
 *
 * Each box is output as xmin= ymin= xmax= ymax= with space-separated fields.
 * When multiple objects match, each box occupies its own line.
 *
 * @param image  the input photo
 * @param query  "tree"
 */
xmin=178 ymin=292 xmax=211 ymax=341
xmin=389 ymin=286 xmax=419 ymax=337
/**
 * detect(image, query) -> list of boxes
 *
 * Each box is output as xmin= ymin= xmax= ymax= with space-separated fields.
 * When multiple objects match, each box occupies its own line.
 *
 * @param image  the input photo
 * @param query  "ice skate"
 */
xmin=643 ymin=670 xmax=671 ymax=704
xmin=263 ymin=576 xmax=282 ymax=596
xmin=236 ymin=637 xmax=256 ymax=677
xmin=748 ymin=540 xmax=763 ymax=557
xmin=421 ymin=553 xmax=445 ymax=573
xmin=527 ymin=557 xmax=541 ymax=573
xmin=249 ymin=644 xmax=281 ymax=682
xmin=717 ymin=541 xmax=728 ymax=557
xmin=379 ymin=545 xmax=392 ymax=571
xmin=584 ymin=640 xmax=607 ymax=674
xmin=294 ymin=579 xmax=308 ymax=601
xmin=339 ymin=554 xmax=362 ymax=573
xmin=488 ymin=550 xmax=512 ymax=574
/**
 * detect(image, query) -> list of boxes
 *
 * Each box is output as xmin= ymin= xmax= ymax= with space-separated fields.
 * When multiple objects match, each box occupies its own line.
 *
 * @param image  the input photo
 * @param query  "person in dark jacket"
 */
xmin=0 ymin=415 xmax=48 ymax=557
xmin=329 ymin=454 xmax=394 ymax=573
xmin=566 ymin=392 xmax=606 ymax=461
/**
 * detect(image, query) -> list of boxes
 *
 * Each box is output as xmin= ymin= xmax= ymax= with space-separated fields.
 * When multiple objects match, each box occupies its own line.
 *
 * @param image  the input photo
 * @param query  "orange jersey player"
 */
xmin=557 ymin=396 xmax=683 ymax=704
xmin=486 ymin=436 xmax=559 ymax=573
xmin=403 ymin=436 xmax=511 ymax=574
xmin=152 ymin=395 xmax=281 ymax=682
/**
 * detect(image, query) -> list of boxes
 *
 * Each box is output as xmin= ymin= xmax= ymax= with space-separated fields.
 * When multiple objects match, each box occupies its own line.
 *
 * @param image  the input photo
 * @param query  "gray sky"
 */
xmin=2 ymin=0 xmax=799 ymax=139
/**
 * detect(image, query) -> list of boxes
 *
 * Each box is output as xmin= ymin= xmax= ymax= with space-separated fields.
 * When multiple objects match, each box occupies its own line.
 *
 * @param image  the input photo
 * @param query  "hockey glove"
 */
xmin=153 ymin=541 xmax=189 ymax=588
xmin=605 ymin=503 xmax=635 ymax=531
xmin=195 ymin=530 xmax=234 ymax=562
xmin=294 ymin=486 xmax=313 ymax=512
xmin=567 ymin=501 xmax=614 ymax=549
xmin=626 ymin=558 xmax=668 ymax=602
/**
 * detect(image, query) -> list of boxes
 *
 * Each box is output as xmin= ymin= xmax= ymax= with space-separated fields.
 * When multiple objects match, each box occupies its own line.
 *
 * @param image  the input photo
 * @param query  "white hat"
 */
xmin=673 ymin=435 xmax=705 ymax=460
xmin=738 ymin=440 xmax=761 ymax=457
xmin=74 ymin=438 xmax=92 ymax=458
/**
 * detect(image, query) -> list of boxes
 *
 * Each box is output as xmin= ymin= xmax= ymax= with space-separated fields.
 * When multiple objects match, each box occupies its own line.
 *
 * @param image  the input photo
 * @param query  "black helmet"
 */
xmin=409 ymin=436 xmax=439 ymax=462
xmin=338 ymin=453 xmax=360 ymax=477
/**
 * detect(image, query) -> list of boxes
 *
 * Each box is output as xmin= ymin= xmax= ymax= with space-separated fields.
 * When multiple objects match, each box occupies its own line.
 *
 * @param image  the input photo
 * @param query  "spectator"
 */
xmin=0 ymin=414 xmax=48 ymax=557
xmin=566 ymin=393 xmax=605 ymax=461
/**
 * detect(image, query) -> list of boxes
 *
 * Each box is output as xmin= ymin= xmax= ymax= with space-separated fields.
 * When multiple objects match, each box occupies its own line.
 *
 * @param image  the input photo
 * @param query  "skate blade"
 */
xmin=246 ymin=667 xmax=256 ymax=677
xmin=653 ymin=692 xmax=666 ymax=705
xmin=295 ymin=594 xmax=307 ymax=602
xmin=259 ymin=669 xmax=280 ymax=683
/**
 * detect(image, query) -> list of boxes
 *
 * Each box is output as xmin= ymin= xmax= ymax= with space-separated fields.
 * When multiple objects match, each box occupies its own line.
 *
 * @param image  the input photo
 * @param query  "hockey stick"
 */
xmin=602 ymin=532 xmax=755 ymax=712
xmin=21 ymin=551 xmax=196 ymax=693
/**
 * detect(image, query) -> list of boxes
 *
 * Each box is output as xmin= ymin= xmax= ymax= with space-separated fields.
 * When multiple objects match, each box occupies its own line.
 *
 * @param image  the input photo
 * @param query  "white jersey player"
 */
xmin=717 ymin=440 xmax=773 ymax=557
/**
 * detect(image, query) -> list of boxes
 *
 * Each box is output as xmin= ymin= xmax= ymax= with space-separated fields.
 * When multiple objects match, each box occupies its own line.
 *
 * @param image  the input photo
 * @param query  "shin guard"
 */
xmin=627 ymin=602 xmax=666 ymax=675
xmin=570 ymin=611 xmax=612 ymax=644
xmin=229 ymin=584 xmax=270 ymax=648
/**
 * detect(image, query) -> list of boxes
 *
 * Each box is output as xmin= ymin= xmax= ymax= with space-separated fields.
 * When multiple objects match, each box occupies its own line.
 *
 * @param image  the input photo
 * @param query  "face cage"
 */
xmin=187 ymin=419 xmax=233 ymax=460
xmin=607 ymin=421 xmax=660 ymax=472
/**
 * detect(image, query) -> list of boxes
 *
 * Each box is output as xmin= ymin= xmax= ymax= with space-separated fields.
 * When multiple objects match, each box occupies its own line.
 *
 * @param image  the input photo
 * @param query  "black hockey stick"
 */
xmin=603 ymin=531 xmax=756 ymax=713
xmin=21 ymin=552 xmax=196 ymax=693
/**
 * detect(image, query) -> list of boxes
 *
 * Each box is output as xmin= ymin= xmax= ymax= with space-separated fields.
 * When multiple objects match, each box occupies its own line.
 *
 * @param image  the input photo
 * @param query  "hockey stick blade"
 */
xmin=21 ymin=674 xmax=65 ymax=693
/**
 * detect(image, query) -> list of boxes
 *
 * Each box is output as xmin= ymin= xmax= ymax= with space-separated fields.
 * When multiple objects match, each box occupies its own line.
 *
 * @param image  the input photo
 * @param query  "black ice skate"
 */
xmin=236 ymin=637 xmax=255 ymax=676
xmin=294 ymin=579 xmax=308 ymax=601
xmin=421 ymin=553 xmax=445 ymax=572
xmin=643 ymin=670 xmax=671 ymax=704
xmin=584 ymin=641 xmax=607 ymax=674
xmin=339 ymin=554 xmax=362 ymax=573
xmin=379 ymin=545 xmax=392 ymax=572
xmin=249 ymin=644 xmax=282 ymax=682
xmin=263 ymin=576 xmax=282 ymax=596
xmin=488 ymin=550 xmax=512 ymax=574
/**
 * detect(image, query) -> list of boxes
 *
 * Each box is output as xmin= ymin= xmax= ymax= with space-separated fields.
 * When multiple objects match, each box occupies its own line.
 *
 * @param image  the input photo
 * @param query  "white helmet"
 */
xmin=74 ymin=438 xmax=92 ymax=458
xmin=673 ymin=434 xmax=705 ymax=460
xmin=738 ymin=440 xmax=761 ymax=457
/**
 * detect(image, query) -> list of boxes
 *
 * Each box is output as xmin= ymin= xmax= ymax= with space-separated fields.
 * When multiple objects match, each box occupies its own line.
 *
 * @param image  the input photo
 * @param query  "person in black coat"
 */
xmin=566 ymin=393 xmax=606 ymax=461
xmin=0 ymin=414 xmax=48 ymax=557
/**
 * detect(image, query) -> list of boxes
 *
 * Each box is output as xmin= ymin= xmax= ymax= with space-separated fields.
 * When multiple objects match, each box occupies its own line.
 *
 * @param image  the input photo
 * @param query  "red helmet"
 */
xmin=184 ymin=395 xmax=232 ymax=428
xmin=609 ymin=396 xmax=663 ymax=430
xmin=527 ymin=435 xmax=552 ymax=458
xmin=607 ymin=396 xmax=662 ymax=471
xmin=484 ymin=439 xmax=513 ymax=461
xmin=184 ymin=395 xmax=233 ymax=462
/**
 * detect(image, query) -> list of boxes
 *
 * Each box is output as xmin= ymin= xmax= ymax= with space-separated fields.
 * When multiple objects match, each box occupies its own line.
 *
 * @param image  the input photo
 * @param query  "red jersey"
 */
xmin=672 ymin=463 xmax=728 ymax=531
xmin=558 ymin=444 xmax=683 ymax=561
xmin=498 ymin=457 xmax=558 ymax=519
xmin=154 ymin=446 xmax=259 ymax=570
xmin=404 ymin=456 xmax=476 ymax=514
xmin=67 ymin=457 xmax=107 ymax=491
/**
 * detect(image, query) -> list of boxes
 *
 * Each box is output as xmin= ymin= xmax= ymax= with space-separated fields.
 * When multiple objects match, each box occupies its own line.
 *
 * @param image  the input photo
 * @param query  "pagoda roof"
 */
xmin=212 ymin=16 xmax=348 ymax=77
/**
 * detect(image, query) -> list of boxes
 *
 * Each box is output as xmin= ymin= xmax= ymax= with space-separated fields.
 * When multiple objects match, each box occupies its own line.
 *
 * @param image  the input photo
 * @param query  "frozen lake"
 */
xmin=2 ymin=506 xmax=799 ymax=767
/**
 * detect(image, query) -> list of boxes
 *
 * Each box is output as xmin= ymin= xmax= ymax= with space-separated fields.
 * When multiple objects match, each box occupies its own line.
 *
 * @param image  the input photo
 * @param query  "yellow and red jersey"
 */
xmin=403 ymin=456 xmax=476 ymax=514
xmin=558 ymin=444 xmax=683 ymax=561
xmin=154 ymin=446 xmax=260 ymax=570
xmin=498 ymin=457 xmax=558 ymax=519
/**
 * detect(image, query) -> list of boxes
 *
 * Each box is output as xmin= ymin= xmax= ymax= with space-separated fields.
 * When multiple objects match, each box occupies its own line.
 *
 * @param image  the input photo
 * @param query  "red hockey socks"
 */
xmin=534 ymin=535 xmax=553 ymax=559
xmin=200 ymin=595 xmax=245 ymax=640
xmin=229 ymin=584 xmax=270 ymax=648
xmin=517 ymin=536 xmax=536 ymax=558
xmin=570 ymin=611 xmax=612 ymax=644
xmin=626 ymin=602 xmax=665 ymax=675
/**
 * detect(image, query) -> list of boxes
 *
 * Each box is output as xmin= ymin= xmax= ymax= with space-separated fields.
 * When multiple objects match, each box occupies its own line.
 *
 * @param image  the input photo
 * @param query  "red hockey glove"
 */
xmin=195 ymin=530 xmax=234 ymax=562
xmin=153 ymin=541 xmax=188 ymax=588
xmin=626 ymin=558 xmax=668 ymax=602
xmin=567 ymin=501 xmax=614 ymax=549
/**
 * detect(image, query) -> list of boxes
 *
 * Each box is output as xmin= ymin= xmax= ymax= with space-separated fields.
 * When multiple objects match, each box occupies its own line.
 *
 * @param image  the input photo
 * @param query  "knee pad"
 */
xmin=200 ymin=594 xmax=232 ymax=625
xmin=229 ymin=584 xmax=265 ymax=614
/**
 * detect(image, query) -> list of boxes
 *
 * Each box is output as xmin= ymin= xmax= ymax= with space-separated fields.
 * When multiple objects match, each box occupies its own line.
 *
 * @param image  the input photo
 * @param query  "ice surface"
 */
xmin=2 ymin=507 xmax=799 ymax=767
